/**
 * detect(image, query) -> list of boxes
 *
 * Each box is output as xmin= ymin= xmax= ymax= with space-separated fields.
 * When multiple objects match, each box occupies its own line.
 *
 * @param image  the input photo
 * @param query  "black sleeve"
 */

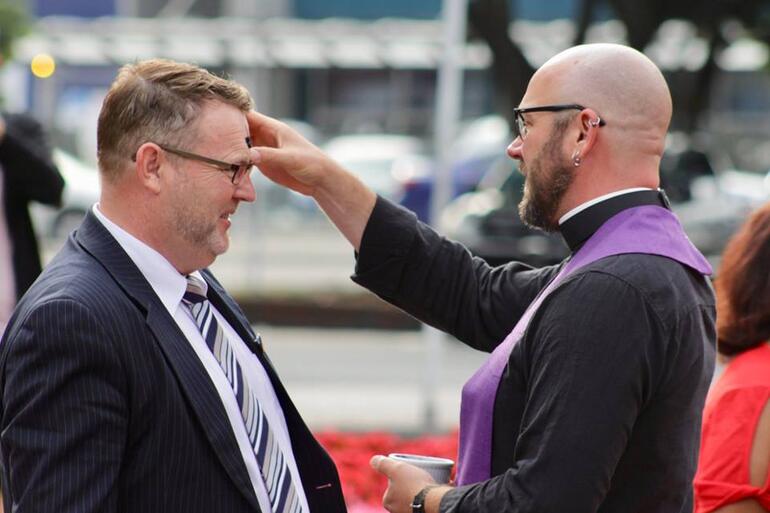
xmin=0 ymin=299 xmax=127 ymax=512
xmin=0 ymin=113 xmax=64 ymax=207
xmin=440 ymin=271 xmax=665 ymax=513
xmin=352 ymin=196 xmax=560 ymax=352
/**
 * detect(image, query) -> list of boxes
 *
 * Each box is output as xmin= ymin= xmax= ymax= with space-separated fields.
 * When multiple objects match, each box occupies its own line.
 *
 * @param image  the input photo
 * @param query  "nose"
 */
xmin=507 ymin=137 xmax=523 ymax=161
xmin=234 ymin=172 xmax=257 ymax=203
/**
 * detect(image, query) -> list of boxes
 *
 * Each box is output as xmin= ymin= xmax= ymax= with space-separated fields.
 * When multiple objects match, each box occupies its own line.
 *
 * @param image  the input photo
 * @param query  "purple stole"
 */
xmin=455 ymin=205 xmax=712 ymax=486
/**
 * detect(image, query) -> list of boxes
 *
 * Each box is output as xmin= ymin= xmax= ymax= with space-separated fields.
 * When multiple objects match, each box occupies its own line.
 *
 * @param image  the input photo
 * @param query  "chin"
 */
xmin=209 ymin=235 xmax=230 ymax=258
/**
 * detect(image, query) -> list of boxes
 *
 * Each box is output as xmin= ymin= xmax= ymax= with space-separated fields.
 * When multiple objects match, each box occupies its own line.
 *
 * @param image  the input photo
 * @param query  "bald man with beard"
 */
xmin=248 ymin=44 xmax=716 ymax=513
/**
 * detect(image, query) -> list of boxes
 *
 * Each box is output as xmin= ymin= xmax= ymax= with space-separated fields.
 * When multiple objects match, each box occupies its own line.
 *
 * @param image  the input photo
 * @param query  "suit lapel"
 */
xmin=75 ymin=212 xmax=261 ymax=512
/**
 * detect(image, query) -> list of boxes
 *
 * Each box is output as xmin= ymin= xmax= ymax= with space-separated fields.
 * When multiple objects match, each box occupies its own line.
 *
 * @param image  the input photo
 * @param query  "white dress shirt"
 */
xmin=0 ymin=168 xmax=16 ymax=335
xmin=92 ymin=204 xmax=309 ymax=513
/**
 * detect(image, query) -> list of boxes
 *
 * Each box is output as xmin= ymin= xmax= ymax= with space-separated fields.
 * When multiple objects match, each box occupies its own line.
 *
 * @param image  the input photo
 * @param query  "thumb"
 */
xmin=251 ymin=146 xmax=292 ymax=168
xmin=370 ymin=454 xmax=394 ymax=477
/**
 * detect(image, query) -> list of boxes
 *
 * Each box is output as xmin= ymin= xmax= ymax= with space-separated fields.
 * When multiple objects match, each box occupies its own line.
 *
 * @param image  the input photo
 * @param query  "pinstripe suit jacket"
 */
xmin=0 ymin=211 xmax=347 ymax=513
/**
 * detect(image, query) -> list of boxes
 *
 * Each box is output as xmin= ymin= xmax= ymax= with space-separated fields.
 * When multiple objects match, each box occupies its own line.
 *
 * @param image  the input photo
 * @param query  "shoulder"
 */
xmin=531 ymin=255 xmax=713 ymax=362
xmin=719 ymin=345 xmax=770 ymax=388
xmin=581 ymin=253 xmax=712 ymax=295
xmin=7 ymin=241 xmax=138 ymax=344
xmin=563 ymin=253 xmax=714 ymax=326
xmin=541 ymin=262 xmax=662 ymax=328
xmin=706 ymin=348 xmax=770 ymax=429
xmin=3 ymin=111 xmax=45 ymax=139
xmin=30 ymin=241 xmax=120 ymax=305
xmin=703 ymin=382 xmax=770 ymax=437
xmin=523 ymin=270 xmax=663 ymax=372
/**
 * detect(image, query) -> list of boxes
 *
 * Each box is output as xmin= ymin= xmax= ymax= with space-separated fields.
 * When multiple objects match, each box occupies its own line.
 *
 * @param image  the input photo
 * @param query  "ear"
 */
xmin=572 ymin=108 xmax=602 ymax=163
xmin=133 ymin=142 xmax=164 ymax=194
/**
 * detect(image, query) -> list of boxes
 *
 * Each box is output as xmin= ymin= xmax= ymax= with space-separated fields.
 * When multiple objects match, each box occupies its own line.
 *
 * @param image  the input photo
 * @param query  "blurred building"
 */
xmin=8 ymin=0 xmax=770 ymax=171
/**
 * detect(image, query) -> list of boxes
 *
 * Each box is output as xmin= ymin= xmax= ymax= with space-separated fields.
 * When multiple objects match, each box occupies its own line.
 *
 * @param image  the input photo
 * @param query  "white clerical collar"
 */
xmin=559 ymin=188 xmax=653 ymax=225
xmin=92 ymin=204 xmax=205 ymax=315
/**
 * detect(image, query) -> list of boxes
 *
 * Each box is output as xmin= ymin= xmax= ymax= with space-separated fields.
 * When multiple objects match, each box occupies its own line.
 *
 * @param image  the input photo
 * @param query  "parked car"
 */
xmin=449 ymin=115 xmax=512 ymax=197
xmin=31 ymin=149 xmax=100 ymax=240
xmin=321 ymin=129 xmax=519 ymax=223
xmin=416 ymin=116 xmax=513 ymax=223
xmin=659 ymin=148 xmax=755 ymax=258
xmin=441 ymin=148 xmax=755 ymax=267
xmin=441 ymin=158 xmax=569 ymax=267
xmin=398 ymin=147 xmax=506 ymax=223
xmin=322 ymin=134 xmax=434 ymax=219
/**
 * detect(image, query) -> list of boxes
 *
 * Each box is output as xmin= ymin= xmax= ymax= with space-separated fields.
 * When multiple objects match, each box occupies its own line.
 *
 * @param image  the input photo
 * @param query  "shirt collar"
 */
xmin=559 ymin=188 xmax=652 ymax=224
xmin=92 ymin=204 xmax=205 ymax=314
xmin=558 ymin=188 xmax=671 ymax=252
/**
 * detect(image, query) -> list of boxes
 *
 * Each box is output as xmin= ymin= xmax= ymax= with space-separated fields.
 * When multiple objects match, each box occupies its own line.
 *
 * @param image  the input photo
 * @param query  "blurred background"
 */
xmin=3 ymin=0 xmax=770 ymax=507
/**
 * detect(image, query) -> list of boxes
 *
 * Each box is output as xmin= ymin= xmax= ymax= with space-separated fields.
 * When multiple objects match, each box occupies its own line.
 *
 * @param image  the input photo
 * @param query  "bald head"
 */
xmin=524 ymin=44 xmax=672 ymax=157
xmin=510 ymin=44 xmax=672 ymax=217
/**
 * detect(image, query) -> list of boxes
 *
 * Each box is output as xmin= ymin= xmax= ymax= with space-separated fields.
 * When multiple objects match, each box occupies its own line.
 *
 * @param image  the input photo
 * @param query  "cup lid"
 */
xmin=387 ymin=453 xmax=454 ymax=467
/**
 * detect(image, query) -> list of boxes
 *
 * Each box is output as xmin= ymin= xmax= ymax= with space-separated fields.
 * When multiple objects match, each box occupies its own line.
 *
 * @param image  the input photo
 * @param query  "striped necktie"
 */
xmin=183 ymin=275 xmax=304 ymax=513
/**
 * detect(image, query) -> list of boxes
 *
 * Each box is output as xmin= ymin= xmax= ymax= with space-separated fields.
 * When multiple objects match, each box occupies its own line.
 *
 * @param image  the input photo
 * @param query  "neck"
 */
xmin=559 ymin=187 xmax=652 ymax=225
xmin=99 ymin=191 xmax=148 ymax=241
xmin=556 ymin=161 xmax=659 ymax=221
xmin=558 ymin=189 xmax=669 ymax=251
xmin=99 ymin=192 xmax=209 ymax=275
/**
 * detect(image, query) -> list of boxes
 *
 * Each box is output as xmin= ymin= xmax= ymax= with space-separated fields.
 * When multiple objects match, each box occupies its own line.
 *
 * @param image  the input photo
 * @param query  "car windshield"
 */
xmin=336 ymin=158 xmax=401 ymax=197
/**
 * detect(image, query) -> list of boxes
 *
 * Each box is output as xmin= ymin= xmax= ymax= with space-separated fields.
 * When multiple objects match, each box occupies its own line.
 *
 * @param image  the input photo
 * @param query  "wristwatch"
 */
xmin=412 ymin=485 xmax=438 ymax=513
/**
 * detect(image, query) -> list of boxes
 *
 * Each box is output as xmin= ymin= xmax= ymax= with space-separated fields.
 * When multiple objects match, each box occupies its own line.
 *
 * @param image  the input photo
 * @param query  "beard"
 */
xmin=518 ymin=123 xmax=574 ymax=232
xmin=168 ymin=185 xmax=229 ymax=259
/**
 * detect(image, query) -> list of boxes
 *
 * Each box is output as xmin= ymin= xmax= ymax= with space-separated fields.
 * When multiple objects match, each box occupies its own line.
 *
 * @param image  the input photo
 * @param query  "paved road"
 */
xmin=258 ymin=324 xmax=726 ymax=434
xmin=256 ymin=325 xmax=488 ymax=433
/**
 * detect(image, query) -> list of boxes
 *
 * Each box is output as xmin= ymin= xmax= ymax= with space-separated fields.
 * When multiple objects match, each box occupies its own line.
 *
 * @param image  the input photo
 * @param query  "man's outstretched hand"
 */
xmin=247 ymin=110 xmax=377 ymax=250
xmin=247 ymin=111 xmax=333 ymax=196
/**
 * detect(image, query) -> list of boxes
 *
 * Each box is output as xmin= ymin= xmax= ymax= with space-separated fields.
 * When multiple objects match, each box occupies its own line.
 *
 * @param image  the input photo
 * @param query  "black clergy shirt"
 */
xmin=352 ymin=191 xmax=716 ymax=513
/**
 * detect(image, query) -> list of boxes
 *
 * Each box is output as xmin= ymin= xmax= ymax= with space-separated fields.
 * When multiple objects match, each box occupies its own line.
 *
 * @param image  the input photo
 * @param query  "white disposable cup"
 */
xmin=387 ymin=453 xmax=455 ymax=484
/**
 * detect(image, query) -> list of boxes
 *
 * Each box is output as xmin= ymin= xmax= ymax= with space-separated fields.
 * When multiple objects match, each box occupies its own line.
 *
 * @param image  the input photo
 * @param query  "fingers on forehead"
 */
xmin=247 ymin=111 xmax=280 ymax=145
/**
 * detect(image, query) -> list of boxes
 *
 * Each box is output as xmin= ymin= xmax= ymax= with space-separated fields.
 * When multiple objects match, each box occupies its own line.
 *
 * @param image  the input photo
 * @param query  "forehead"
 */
xmin=193 ymin=101 xmax=249 ymax=148
xmin=519 ymin=65 xmax=564 ymax=109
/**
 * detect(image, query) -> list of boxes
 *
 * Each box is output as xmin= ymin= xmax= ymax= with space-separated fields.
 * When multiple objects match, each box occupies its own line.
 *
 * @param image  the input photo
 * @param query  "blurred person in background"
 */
xmin=248 ymin=43 xmax=715 ymax=513
xmin=0 ymin=60 xmax=345 ymax=513
xmin=0 ymin=112 xmax=63 ymax=334
xmin=693 ymin=203 xmax=770 ymax=513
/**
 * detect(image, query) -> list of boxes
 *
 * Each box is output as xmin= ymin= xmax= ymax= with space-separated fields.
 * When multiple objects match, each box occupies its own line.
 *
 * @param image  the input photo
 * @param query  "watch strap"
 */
xmin=412 ymin=485 xmax=439 ymax=513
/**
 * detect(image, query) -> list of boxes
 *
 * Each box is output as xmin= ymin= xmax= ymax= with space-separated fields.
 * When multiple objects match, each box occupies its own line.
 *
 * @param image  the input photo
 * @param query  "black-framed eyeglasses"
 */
xmin=512 ymin=103 xmax=606 ymax=140
xmin=132 ymin=143 xmax=253 ymax=185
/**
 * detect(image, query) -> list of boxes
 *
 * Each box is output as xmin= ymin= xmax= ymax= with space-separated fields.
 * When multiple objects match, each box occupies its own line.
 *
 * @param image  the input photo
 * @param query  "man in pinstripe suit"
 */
xmin=0 ymin=60 xmax=346 ymax=513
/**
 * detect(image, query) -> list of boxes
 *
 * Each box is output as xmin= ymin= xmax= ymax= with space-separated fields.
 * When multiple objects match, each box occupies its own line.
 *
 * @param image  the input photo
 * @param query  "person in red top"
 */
xmin=694 ymin=202 xmax=770 ymax=513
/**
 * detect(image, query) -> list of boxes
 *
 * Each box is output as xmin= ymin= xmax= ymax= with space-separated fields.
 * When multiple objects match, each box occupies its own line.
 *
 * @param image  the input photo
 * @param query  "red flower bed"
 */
xmin=314 ymin=429 xmax=458 ymax=511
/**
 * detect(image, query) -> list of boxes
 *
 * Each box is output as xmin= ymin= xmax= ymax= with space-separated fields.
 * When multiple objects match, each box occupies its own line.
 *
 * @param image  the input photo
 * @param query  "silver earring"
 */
xmin=572 ymin=151 xmax=581 ymax=167
xmin=590 ymin=117 xmax=601 ymax=127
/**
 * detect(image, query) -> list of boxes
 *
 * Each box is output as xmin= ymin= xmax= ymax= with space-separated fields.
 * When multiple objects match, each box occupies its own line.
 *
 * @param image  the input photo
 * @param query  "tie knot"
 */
xmin=183 ymin=274 xmax=208 ymax=305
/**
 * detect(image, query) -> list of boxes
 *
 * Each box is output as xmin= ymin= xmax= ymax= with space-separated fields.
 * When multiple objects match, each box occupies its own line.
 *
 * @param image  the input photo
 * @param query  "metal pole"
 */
xmin=115 ymin=0 xmax=138 ymax=17
xmin=422 ymin=0 xmax=468 ymax=433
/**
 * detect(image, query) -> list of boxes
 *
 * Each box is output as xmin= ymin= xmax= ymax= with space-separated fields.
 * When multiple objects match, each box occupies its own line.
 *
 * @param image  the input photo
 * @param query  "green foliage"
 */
xmin=0 ymin=0 xmax=29 ymax=64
